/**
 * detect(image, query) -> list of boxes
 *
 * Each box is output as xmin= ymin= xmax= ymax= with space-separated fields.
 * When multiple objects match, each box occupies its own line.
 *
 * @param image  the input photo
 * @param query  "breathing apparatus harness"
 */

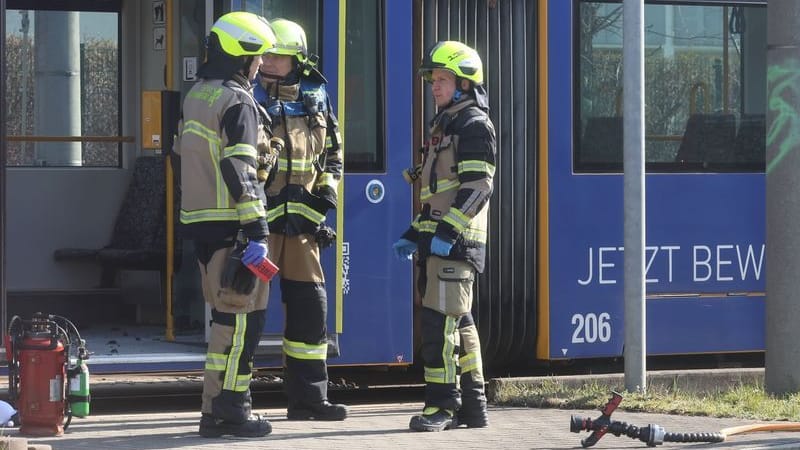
xmin=253 ymin=56 xmax=336 ymax=248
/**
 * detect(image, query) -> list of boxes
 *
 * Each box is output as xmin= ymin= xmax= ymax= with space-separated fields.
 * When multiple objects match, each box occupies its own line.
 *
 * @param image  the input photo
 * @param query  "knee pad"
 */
xmin=282 ymin=279 xmax=327 ymax=343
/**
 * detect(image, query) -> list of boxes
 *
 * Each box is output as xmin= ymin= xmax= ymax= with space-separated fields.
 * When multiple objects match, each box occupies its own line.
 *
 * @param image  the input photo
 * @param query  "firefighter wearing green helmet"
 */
xmin=174 ymin=11 xmax=276 ymax=438
xmin=252 ymin=18 xmax=347 ymax=421
xmin=393 ymin=40 xmax=495 ymax=432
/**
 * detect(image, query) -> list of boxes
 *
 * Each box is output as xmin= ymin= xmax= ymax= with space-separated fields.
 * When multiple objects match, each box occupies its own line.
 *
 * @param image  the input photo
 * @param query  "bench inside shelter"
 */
xmin=53 ymin=156 xmax=180 ymax=296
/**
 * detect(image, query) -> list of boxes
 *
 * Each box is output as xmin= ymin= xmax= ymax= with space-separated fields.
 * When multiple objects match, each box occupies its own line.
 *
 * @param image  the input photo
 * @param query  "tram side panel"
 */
xmin=543 ymin=0 xmax=766 ymax=360
xmin=333 ymin=0 xmax=414 ymax=366
xmin=547 ymin=175 xmax=765 ymax=360
xmin=260 ymin=0 xmax=414 ymax=367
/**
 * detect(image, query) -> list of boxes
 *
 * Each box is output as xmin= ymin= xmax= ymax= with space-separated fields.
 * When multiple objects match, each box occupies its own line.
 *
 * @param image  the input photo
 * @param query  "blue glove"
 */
xmin=392 ymin=238 xmax=417 ymax=260
xmin=242 ymin=240 xmax=269 ymax=265
xmin=430 ymin=236 xmax=453 ymax=256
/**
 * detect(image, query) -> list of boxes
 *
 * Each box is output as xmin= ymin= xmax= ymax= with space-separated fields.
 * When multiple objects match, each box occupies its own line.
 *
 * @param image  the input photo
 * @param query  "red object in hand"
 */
xmin=247 ymin=256 xmax=279 ymax=282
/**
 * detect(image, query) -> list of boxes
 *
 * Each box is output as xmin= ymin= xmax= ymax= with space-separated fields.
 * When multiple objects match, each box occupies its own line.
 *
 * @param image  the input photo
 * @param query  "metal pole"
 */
xmin=1 ymin=0 xmax=7 ymax=347
xmin=33 ymin=11 xmax=82 ymax=166
xmin=623 ymin=0 xmax=646 ymax=393
xmin=765 ymin=0 xmax=800 ymax=395
xmin=164 ymin=0 xmax=175 ymax=342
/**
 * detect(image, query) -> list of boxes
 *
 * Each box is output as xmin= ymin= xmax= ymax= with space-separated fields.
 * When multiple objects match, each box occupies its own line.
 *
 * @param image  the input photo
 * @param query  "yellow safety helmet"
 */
xmin=419 ymin=40 xmax=483 ymax=85
xmin=211 ymin=11 xmax=276 ymax=57
xmin=266 ymin=18 xmax=308 ymax=63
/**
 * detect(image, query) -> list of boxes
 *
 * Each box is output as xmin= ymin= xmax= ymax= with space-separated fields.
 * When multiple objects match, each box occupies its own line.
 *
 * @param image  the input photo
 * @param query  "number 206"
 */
xmin=571 ymin=312 xmax=611 ymax=343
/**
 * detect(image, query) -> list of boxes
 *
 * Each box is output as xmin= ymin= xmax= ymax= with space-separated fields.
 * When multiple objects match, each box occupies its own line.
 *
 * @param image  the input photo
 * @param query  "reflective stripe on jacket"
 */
xmin=175 ymin=78 xmax=268 ymax=241
xmin=402 ymin=97 xmax=496 ymax=273
xmin=255 ymin=76 xmax=343 ymax=236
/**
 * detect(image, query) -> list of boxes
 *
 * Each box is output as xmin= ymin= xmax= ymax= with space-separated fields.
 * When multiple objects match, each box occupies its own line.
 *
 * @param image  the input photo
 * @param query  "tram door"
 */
xmin=225 ymin=1 xmax=415 ymax=366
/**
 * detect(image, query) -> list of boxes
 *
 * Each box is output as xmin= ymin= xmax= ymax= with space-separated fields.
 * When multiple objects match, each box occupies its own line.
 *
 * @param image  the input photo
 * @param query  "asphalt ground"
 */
xmin=5 ymin=369 xmax=800 ymax=449
xmin=10 ymin=402 xmax=800 ymax=450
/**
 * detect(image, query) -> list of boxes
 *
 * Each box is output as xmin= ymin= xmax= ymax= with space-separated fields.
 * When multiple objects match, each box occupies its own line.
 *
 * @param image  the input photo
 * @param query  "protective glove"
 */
xmin=242 ymin=240 xmax=269 ymax=266
xmin=392 ymin=238 xmax=417 ymax=260
xmin=221 ymin=243 xmax=257 ymax=295
xmin=430 ymin=236 xmax=453 ymax=257
xmin=314 ymin=223 xmax=337 ymax=249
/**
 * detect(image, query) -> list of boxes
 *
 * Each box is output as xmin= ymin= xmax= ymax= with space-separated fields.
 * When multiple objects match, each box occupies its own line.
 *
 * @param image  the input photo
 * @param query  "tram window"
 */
xmin=241 ymin=0 xmax=320 ymax=58
xmin=242 ymin=0 xmax=386 ymax=173
xmin=574 ymin=1 xmax=766 ymax=173
xmin=4 ymin=1 xmax=121 ymax=167
xmin=343 ymin=0 xmax=385 ymax=173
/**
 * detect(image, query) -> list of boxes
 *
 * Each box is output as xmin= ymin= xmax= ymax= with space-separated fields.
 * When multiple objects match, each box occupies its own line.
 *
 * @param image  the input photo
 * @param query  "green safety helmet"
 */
xmin=210 ymin=11 xmax=276 ymax=57
xmin=266 ymin=18 xmax=308 ymax=63
xmin=419 ymin=40 xmax=483 ymax=85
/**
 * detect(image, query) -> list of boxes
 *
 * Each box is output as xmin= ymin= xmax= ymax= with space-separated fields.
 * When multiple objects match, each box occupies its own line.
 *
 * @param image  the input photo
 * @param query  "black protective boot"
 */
xmin=457 ymin=398 xmax=489 ymax=428
xmin=409 ymin=408 xmax=457 ymax=432
xmin=199 ymin=413 xmax=272 ymax=438
xmin=457 ymin=373 xmax=489 ymax=428
xmin=287 ymin=400 xmax=348 ymax=421
xmin=211 ymin=390 xmax=252 ymax=424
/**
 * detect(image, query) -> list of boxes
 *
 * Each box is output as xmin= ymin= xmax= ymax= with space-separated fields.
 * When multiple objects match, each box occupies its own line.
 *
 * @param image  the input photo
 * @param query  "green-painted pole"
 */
xmin=766 ymin=0 xmax=800 ymax=395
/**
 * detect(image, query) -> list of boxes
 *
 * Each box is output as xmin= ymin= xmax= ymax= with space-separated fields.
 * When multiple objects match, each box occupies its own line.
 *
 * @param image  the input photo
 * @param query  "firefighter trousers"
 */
xmin=196 ymin=241 xmax=270 ymax=421
xmin=418 ymin=256 xmax=479 ymax=412
xmin=268 ymin=233 xmax=331 ymax=407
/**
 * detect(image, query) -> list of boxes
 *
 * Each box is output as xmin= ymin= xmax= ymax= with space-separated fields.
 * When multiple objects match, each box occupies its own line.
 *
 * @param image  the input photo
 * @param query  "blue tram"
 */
xmin=542 ymin=0 xmax=766 ymax=360
xmin=0 ymin=0 xmax=768 ymax=374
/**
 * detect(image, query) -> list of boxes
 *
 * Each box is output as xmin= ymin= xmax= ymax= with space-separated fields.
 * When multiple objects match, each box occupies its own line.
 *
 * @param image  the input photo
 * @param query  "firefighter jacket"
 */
xmin=254 ymin=74 xmax=343 ymax=236
xmin=175 ymin=76 xmax=269 ymax=242
xmin=401 ymin=97 xmax=496 ymax=273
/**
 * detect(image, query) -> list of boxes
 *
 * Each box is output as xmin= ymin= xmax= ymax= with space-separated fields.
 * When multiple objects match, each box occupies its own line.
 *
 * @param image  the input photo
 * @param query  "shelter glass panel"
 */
xmin=4 ymin=1 xmax=121 ymax=167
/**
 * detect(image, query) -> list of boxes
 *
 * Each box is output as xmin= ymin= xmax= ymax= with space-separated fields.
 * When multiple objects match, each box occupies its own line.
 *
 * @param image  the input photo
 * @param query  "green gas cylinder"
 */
xmin=68 ymin=362 xmax=90 ymax=417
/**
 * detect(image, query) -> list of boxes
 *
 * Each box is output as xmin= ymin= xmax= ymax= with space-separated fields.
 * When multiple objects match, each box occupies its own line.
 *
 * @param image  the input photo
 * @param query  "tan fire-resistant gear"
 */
xmin=177 ymin=25 xmax=274 ymax=432
xmin=399 ymin=54 xmax=496 ymax=425
xmin=267 ymin=234 xmax=324 ymax=283
xmin=260 ymin=80 xmax=342 ymax=235
xmin=404 ymin=98 xmax=495 ymax=272
xmin=264 ymin=84 xmax=333 ymax=194
xmin=254 ymin=60 xmax=346 ymax=417
xmin=200 ymin=245 xmax=270 ymax=314
xmin=176 ymin=80 xmax=268 ymax=231
xmin=422 ymin=256 xmax=475 ymax=316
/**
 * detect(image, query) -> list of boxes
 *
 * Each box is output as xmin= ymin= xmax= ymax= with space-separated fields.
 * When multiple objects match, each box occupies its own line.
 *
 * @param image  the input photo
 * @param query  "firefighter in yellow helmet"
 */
xmin=393 ymin=40 xmax=495 ymax=432
xmin=174 ymin=11 xmax=276 ymax=438
xmin=252 ymin=18 xmax=347 ymax=421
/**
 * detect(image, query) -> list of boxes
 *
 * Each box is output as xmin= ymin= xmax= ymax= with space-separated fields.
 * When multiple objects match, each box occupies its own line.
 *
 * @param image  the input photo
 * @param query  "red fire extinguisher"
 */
xmin=6 ymin=313 xmax=90 ymax=437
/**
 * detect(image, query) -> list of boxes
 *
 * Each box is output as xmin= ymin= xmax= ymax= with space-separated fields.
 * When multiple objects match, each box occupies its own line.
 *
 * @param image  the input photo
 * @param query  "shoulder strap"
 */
xmin=223 ymin=80 xmax=271 ymax=128
xmin=265 ymin=78 xmax=328 ymax=118
xmin=252 ymin=80 xmax=268 ymax=106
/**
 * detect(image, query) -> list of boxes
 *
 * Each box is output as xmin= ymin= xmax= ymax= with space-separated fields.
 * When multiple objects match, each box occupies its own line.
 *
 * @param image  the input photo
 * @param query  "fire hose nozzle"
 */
xmin=569 ymin=391 xmax=624 ymax=447
xmin=570 ymin=415 xmax=588 ymax=433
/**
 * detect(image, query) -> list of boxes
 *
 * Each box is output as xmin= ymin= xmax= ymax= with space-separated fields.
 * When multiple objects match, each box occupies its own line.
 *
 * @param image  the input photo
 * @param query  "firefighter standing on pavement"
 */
xmin=253 ymin=18 xmax=347 ymax=421
xmin=393 ymin=41 xmax=496 ymax=432
xmin=174 ymin=11 xmax=276 ymax=438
